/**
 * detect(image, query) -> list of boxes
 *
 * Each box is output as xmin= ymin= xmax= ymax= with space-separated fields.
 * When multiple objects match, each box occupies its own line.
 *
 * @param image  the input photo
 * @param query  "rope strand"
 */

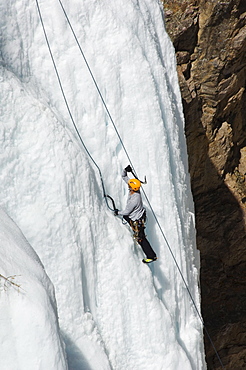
xmin=35 ymin=0 xmax=114 ymax=211
xmin=57 ymin=0 xmax=137 ymax=175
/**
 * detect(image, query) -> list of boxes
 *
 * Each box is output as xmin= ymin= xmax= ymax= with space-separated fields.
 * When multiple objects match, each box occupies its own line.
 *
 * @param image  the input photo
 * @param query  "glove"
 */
xmin=125 ymin=165 xmax=132 ymax=172
xmin=114 ymin=209 xmax=119 ymax=216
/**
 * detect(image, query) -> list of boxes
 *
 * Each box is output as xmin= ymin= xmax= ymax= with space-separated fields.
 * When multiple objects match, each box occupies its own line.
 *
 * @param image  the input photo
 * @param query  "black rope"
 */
xmin=36 ymin=1 xmax=224 ymax=368
xmin=56 ymin=0 xmax=137 ymax=175
xmin=35 ymin=0 xmax=114 ymax=212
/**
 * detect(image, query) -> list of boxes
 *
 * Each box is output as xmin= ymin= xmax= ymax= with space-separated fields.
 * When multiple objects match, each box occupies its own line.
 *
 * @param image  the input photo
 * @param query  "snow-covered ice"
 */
xmin=0 ymin=208 xmax=67 ymax=370
xmin=0 ymin=0 xmax=206 ymax=369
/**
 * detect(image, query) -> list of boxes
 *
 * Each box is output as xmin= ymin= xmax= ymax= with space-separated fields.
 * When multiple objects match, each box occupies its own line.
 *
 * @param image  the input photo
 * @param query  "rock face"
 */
xmin=163 ymin=0 xmax=246 ymax=369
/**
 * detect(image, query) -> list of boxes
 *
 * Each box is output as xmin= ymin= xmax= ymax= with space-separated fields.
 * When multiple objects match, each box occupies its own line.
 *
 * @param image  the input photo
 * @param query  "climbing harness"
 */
xmin=35 ymin=1 xmax=225 ymax=368
xmin=130 ymin=218 xmax=146 ymax=242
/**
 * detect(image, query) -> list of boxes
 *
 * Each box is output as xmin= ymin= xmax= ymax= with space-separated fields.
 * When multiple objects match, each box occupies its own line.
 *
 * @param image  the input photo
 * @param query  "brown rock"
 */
xmin=176 ymin=51 xmax=190 ymax=64
xmin=163 ymin=0 xmax=246 ymax=368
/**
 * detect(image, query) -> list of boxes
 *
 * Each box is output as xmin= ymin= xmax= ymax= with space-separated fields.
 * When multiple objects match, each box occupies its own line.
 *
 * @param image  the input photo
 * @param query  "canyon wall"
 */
xmin=163 ymin=0 xmax=246 ymax=369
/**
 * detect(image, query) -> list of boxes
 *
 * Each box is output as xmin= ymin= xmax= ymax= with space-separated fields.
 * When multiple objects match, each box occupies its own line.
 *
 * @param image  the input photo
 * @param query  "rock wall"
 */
xmin=163 ymin=0 xmax=246 ymax=369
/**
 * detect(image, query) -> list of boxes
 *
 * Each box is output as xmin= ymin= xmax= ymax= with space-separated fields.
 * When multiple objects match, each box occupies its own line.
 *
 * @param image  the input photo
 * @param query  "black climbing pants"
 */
xmin=123 ymin=215 xmax=156 ymax=259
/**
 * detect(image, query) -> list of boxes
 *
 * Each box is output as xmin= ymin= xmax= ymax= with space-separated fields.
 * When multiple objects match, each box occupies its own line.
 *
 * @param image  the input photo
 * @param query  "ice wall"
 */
xmin=0 ymin=0 xmax=206 ymax=369
xmin=0 ymin=208 xmax=67 ymax=370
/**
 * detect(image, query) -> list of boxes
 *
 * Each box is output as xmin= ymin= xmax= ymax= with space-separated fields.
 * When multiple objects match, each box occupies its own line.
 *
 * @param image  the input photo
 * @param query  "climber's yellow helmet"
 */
xmin=128 ymin=178 xmax=141 ymax=192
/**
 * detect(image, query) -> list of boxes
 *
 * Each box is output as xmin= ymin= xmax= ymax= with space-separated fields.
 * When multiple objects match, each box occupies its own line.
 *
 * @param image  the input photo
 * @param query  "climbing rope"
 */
xmin=36 ymin=1 xmax=224 ymax=368
xmin=56 ymin=0 xmax=137 ymax=173
xmin=35 ymin=0 xmax=114 ymax=212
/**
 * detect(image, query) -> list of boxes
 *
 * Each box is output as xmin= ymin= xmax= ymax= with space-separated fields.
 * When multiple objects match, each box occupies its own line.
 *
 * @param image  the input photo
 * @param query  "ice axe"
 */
xmin=125 ymin=165 xmax=147 ymax=184
xmin=106 ymin=194 xmax=117 ymax=212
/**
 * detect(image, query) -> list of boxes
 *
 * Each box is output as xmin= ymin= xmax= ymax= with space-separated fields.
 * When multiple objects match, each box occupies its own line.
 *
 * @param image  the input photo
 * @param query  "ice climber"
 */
xmin=114 ymin=165 xmax=157 ymax=264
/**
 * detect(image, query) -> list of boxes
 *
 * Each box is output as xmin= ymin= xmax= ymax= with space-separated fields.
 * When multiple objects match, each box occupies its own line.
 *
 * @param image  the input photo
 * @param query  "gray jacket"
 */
xmin=118 ymin=169 xmax=145 ymax=221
